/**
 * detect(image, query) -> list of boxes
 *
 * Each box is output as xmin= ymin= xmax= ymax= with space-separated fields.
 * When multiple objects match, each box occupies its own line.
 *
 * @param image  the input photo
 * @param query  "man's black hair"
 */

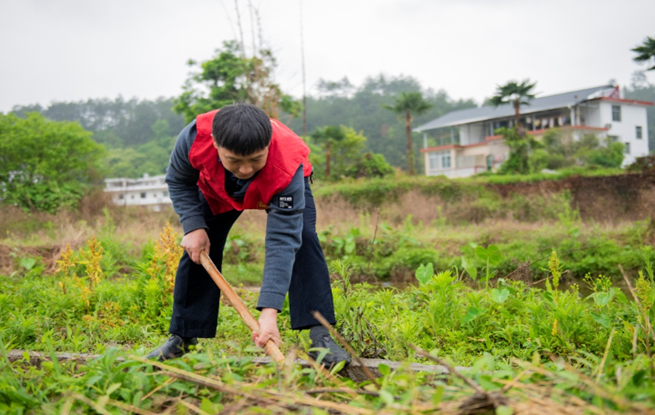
xmin=212 ymin=103 xmax=272 ymax=156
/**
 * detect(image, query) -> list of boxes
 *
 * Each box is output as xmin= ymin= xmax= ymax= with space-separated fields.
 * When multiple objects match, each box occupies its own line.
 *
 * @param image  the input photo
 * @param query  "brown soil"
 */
xmin=486 ymin=172 xmax=655 ymax=222
xmin=0 ymin=243 xmax=74 ymax=275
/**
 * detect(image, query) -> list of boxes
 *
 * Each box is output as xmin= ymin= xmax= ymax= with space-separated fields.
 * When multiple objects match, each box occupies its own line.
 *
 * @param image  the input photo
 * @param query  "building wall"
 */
xmin=459 ymin=122 xmax=485 ymax=145
xmin=600 ymin=101 xmax=649 ymax=165
xmin=581 ymin=102 xmax=602 ymax=128
xmin=424 ymin=148 xmax=456 ymax=176
xmin=104 ymin=174 xmax=172 ymax=211
xmin=111 ymin=187 xmax=171 ymax=207
xmin=423 ymin=139 xmax=509 ymax=177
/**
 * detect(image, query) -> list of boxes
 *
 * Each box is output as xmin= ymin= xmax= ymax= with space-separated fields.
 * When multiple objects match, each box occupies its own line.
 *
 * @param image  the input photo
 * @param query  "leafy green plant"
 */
xmin=9 ymin=253 xmax=45 ymax=279
xmin=461 ymin=243 xmax=502 ymax=288
xmin=415 ymin=263 xmax=434 ymax=286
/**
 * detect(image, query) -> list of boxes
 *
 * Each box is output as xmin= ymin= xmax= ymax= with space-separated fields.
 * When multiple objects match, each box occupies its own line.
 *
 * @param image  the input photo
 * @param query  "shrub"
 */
xmin=345 ymin=152 xmax=394 ymax=178
xmin=0 ymin=113 xmax=105 ymax=212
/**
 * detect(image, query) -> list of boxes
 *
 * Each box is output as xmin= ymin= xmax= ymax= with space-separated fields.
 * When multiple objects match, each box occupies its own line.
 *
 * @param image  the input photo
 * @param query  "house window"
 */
xmin=141 ymin=192 xmax=147 ymax=198
xmin=608 ymin=135 xmax=619 ymax=143
xmin=611 ymin=105 xmax=621 ymax=122
xmin=636 ymin=126 xmax=643 ymax=139
xmin=118 ymin=194 xmax=124 ymax=200
xmin=624 ymin=142 xmax=631 ymax=154
xmin=441 ymin=152 xmax=451 ymax=168
xmin=428 ymin=151 xmax=451 ymax=170
xmin=428 ymin=153 xmax=439 ymax=171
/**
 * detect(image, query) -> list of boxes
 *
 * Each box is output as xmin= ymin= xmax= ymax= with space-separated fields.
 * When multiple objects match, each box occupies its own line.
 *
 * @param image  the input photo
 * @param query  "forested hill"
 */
xmin=11 ymin=97 xmax=186 ymax=148
xmin=284 ymin=75 xmax=477 ymax=167
xmin=9 ymin=75 xmax=477 ymax=178
xmin=9 ymin=73 xmax=655 ymax=178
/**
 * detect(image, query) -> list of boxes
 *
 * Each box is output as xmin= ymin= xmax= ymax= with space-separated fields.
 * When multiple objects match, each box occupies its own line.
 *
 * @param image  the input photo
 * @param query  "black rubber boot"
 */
xmin=308 ymin=326 xmax=352 ymax=367
xmin=146 ymin=335 xmax=198 ymax=362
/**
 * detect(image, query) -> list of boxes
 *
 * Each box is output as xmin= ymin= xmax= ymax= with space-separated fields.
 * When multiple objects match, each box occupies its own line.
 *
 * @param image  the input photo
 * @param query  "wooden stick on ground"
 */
xmin=595 ymin=329 xmax=615 ymax=383
xmin=131 ymin=355 xmax=377 ymax=415
xmin=410 ymin=344 xmax=485 ymax=395
xmin=199 ymin=250 xmax=285 ymax=364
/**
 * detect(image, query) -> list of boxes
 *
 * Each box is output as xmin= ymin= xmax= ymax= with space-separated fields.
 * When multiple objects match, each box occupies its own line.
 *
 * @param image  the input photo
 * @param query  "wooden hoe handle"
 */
xmin=199 ymin=250 xmax=285 ymax=363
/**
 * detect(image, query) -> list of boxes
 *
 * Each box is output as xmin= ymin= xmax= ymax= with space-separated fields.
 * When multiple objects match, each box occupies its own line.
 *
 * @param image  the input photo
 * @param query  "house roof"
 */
xmin=414 ymin=85 xmax=616 ymax=132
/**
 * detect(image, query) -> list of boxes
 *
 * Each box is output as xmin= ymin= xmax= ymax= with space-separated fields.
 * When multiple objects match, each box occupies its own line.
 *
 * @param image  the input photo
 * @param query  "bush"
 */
xmin=345 ymin=152 xmax=394 ymax=178
xmin=626 ymin=154 xmax=655 ymax=173
xmin=0 ymin=112 xmax=105 ymax=212
xmin=587 ymin=141 xmax=625 ymax=168
xmin=527 ymin=130 xmax=625 ymax=170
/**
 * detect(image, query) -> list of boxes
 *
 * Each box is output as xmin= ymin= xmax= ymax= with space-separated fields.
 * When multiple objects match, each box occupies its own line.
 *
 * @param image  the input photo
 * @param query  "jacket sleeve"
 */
xmin=165 ymin=120 xmax=208 ymax=234
xmin=256 ymin=165 xmax=306 ymax=311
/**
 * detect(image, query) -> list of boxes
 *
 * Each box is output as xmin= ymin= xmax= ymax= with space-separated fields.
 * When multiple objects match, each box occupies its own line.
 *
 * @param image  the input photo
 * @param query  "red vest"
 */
xmin=189 ymin=110 xmax=312 ymax=215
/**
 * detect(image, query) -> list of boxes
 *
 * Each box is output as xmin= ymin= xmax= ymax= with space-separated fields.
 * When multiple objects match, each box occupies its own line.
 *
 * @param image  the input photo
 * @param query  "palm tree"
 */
xmin=384 ymin=92 xmax=433 ymax=175
xmin=632 ymin=36 xmax=655 ymax=71
xmin=489 ymin=80 xmax=537 ymax=136
xmin=310 ymin=126 xmax=345 ymax=177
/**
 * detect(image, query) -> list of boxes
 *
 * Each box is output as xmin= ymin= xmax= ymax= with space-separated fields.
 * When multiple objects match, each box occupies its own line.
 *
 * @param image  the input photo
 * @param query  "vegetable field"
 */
xmin=2 ymin=176 xmax=655 ymax=414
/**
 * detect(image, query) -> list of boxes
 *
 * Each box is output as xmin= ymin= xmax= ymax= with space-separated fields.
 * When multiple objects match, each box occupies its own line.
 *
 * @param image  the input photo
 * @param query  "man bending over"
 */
xmin=147 ymin=103 xmax=351 ymax=367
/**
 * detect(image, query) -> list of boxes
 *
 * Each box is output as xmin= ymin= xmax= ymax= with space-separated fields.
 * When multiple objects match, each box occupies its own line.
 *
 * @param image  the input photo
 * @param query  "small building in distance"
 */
xmin=414 ymin=85 xmax=653 ymax=178
xmin=104 ymin=174 xmax=171 ymax=211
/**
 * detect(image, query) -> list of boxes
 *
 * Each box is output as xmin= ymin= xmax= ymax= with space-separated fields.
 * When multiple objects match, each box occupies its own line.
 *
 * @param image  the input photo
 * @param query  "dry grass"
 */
xmin=0 ymin=200 xmax=269 ymax=274
xmin=0 ymin=188 xmax=645 ymax=278
xmin=315 ymin=190 xmax=495 ymax=229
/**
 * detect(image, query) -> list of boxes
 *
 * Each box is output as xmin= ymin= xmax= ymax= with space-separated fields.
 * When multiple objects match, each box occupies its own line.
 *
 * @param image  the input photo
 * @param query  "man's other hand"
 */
xmin=181 ymin=228 xmax=210 ymax=264
xmin=253 ymin=308 xmax=280 ymax=348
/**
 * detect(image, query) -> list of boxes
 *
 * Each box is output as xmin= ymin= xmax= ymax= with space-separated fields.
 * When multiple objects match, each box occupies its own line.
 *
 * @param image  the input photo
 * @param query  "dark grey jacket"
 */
xmin=166 ymin=120 xmax=305 ymax=312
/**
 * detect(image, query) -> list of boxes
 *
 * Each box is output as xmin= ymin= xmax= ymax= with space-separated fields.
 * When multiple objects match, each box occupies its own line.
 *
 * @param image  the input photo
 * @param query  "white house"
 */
xmin=415 ymin=85 xmax=653 ymax=177
xmin=104 ymin=174 xmax=171 ymax=211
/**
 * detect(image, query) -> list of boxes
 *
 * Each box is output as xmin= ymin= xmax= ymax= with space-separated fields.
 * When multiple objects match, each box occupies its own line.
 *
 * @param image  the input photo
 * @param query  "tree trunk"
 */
xmin=326 ymin=141 xmax=331 ymax=177
xmin=406 ymin=111 xmax=414 ymax=175
xmin=514 ymin=100 xmax=525 ymax=137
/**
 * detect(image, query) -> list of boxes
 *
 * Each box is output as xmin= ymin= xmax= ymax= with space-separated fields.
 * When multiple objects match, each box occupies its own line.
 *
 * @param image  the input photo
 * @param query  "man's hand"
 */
xmin=252 ymin=308 xmax=280 ymax=348
xmin=181 ymin=228 xmax=210 ymax=264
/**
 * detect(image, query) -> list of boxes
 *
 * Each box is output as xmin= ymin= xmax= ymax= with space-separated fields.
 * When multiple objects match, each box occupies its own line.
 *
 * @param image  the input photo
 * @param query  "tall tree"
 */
xmin=632 ymin=36 xmax=655 ymax=71
xmin=384 ymin=92 xmax=433 ymax=174
xmin=489 ymin=79 xmax=537 ymax=136
xmin=309 ymin=126 xmax=367 ymax=179
xmin=174 ymin=40 xmax=301 ymax=123
xmin=310 ymin=126 xmax=345 ymax=177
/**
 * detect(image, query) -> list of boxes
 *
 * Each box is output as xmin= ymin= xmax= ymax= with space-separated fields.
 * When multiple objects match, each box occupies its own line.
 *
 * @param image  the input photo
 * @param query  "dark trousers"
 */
xmin=169 ymin=179 xmax=336 ymax=338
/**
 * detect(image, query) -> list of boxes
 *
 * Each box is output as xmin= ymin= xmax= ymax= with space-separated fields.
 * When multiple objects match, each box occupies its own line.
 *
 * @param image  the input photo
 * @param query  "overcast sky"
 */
xmin=1 ymin=0 xmax=654 ymax=113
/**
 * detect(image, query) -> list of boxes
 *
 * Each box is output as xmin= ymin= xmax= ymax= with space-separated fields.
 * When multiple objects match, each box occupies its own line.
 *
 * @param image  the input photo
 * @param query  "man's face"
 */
xmin=214 ymin=143 xmax=269 ymax=180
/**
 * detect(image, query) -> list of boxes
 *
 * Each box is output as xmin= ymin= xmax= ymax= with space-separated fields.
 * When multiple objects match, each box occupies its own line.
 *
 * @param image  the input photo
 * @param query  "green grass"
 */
xmin=4 ymin=340 xmax=652 ymax=414
xmin=1 ymin=249 xmax=655 ymax=413
xmin=314 ymin=212 xmax=655 ymax=284
xmin=469 ymin=166 xmax=626 ymax=184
